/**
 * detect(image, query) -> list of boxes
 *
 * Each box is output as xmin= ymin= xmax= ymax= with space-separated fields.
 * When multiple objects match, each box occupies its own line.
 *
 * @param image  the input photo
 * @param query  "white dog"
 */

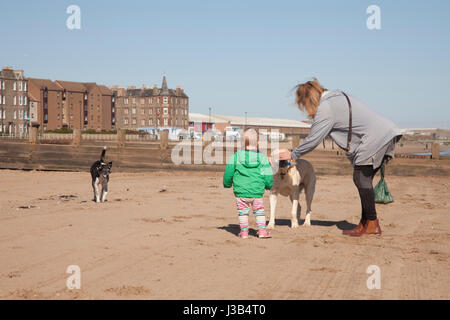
xmin=268 ymin=158 xmax=316 ymax=228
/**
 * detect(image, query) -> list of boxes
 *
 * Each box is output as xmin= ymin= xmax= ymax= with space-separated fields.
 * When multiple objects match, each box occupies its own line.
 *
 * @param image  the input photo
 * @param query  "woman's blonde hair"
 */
xmin=295 ymin=78 xmax=327 ymax=119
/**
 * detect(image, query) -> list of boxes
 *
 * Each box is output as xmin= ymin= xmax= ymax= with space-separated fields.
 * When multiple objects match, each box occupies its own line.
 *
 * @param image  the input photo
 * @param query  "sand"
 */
xmin=0 ymin=169 xmax=449 ymax=300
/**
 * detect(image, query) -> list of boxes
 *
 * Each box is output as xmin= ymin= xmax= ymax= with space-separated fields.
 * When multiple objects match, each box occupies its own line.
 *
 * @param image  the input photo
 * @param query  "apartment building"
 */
xmin=27 ymin=79 xmax=115 ymax=132
xmin=114 ymin=76 xmax=189 ymax=132
xmin=28 ymin=78 xmax=64 ymax=131
xmin=0 ymin=67 xmax=29 ymax=135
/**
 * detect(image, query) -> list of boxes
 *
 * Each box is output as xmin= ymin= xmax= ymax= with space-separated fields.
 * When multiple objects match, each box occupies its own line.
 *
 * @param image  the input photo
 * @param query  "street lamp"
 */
xmin=244 ymin=112 xmax=247 ymax=130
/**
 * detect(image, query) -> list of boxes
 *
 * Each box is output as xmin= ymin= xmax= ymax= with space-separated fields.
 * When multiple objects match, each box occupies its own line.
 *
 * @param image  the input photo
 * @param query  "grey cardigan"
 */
xmin=291 ymin=90 xmax=402 ymax=166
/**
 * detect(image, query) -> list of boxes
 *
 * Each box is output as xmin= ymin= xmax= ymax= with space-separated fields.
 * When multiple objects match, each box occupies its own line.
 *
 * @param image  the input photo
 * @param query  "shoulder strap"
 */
xmin=341 ymin=91 xmax=352 ymax=152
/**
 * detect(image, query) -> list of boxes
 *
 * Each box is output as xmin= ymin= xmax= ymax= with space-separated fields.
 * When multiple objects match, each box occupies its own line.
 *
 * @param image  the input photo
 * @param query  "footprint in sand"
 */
xmin=104 ymin=286 xmax=150 ymax=296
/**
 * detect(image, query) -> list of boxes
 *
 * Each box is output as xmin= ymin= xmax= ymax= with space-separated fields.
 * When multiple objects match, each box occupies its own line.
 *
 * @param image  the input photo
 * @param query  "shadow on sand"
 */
xmin=217 ymin=219 xmax=357 ymax=237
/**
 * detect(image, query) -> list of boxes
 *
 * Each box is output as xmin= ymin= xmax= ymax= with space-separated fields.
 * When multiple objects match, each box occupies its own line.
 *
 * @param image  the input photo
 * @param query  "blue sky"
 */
xmin=1 ymin=0 xmax=449 ymax=128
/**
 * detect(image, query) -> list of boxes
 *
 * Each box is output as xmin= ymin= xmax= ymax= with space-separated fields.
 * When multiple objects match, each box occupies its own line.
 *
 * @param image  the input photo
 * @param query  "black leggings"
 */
xmin=353 ymin=165 xmax=382 ymax=221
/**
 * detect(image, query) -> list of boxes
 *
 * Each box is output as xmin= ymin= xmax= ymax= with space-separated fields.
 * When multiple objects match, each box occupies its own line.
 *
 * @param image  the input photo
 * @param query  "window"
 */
xmin=163 ymin=108 xmax=168 ymax=115
xmin=124 ymin=98 xmax=128 ymax=104
xmin=70 ymin=114 xmax=73 ymax=120
xmin=124 ymin=109 xmax=129 ymax=115
xmin=57 ymin=92 xmax=60 ymax=98
xmin=141 ymin=98 xmax=145 ymax=105
xmin=149 ymin=108 xmax=152 ymax=115
xmin=19 ymin=96 xmax=23 ymax=105
xmin=149 ymin=119 xmax=153 ymax=125
xmin=19 ymin=110 xmax=23 ymax=119
xmin=163 ymin=97 xmax=168 ymax=104
xmin=163 ymin=118 xmax=168 ymax=126
xmin=13 ymin=82 xmax=17 ymax=91
xmin=157 ymin=119 xmax=160 ymax=125
xmin=124 ymin=119 xmax=129 ymax=125
xmin=2 ymin=96 xmax=4 ymax=104
xmin=13 ymin=110 xmax=17 ymax=119
xmin=132 ymin=107 xmax=136 ymax=114
xmin=24 ymin=96 xmax=27 ymax=105
xmin=132 ymin=98 xmax=136 ymax=105
xmin=18 ymin=82 xmax=23 ymax=91
xmin=141 ymin=119 xmax=145 ymax=125
xmin=150 ymin=98 xmax=153 ymax=104
xmin=0 ymin=94 xmax=2 ymax=105
xmin=70 ymin=104 xmax=73 ymax=109
xmin=13 ymin=96 xmax=17 ymax=105
xmin=57 ymin=114 xmax=60 ymax=120
xmin=1 ymin=81 xmax=4 ymax=89
xmin=141 ymin=108 xmax=145 ymax=114
xmin=132 ymin=118 xmax=136 ymax=125
xmin=24 ymin=82 xmax=26 ymax=91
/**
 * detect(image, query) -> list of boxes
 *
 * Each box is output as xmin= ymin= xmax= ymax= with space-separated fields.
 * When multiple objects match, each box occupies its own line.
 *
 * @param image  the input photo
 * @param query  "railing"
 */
xmin=0 ymin=132 xmax=29 ymax=140
xmin=125 ymin=134 xmax=157 ymax=141
xmin=39 ymin=133 xmax=74 ymax=140
xmin=82 ymin=134 xmax=117 ymax=141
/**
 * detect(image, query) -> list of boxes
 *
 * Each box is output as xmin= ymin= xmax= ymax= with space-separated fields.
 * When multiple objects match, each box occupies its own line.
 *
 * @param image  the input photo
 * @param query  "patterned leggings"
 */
xmin=236 ymin=197 xmax=267 ymax=231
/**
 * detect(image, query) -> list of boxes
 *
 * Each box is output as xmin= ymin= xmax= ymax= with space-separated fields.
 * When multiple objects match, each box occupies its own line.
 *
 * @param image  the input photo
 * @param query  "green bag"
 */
xmin=374 ymin=165 xmax=394 ymax=204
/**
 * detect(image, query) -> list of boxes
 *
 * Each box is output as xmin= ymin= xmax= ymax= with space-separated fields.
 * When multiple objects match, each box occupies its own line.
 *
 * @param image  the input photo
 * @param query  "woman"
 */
xmin=277 ymin=78 xmax=402 ymax=236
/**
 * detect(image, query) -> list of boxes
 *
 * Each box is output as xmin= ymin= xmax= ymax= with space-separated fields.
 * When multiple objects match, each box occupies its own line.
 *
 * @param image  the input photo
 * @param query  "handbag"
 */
xmin=374 ymin=164 xmax=394 ymax=204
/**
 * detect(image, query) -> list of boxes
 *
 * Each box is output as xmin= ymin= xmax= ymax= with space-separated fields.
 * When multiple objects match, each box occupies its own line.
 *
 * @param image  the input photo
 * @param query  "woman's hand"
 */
xmin=273 ymin=149 xmax=293 ymax=161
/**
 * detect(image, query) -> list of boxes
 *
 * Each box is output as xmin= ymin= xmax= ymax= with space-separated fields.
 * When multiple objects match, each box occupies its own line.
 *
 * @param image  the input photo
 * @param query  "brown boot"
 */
xmin=342 ymin=220 xmax=365 ymax=236
xmin=364 ymin=219 xmax=382 ymax=235
xmin=350 ymin=219 xmax=382 ymax=237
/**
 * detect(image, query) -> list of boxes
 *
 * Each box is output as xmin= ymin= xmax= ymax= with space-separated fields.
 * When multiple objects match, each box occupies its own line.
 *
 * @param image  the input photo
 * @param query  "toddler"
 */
xmin=223 ymin=129 xmax=273 ymax=238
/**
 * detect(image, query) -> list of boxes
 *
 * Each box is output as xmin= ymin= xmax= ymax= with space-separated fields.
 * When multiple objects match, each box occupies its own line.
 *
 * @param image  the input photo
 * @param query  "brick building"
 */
xmin=27 ymin=78 xmax=63 ymax=132
xmin=28 ymin=79 xmax=115 ymax=132
xmin=0 ymin=67 xmax=29 ymax=135
xmin=114 ymin=76 xmax=189 ymax=133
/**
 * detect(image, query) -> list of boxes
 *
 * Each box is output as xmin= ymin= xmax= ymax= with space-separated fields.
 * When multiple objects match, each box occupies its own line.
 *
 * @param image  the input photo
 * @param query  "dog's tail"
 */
xmin=100 ymin=146 xmax=106 ymax=162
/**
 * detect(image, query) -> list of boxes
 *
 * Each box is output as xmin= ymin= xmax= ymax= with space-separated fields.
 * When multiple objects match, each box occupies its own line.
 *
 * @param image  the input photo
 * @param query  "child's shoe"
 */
xmin=238 ymin=229 xmax=249 ymax=239
xmin=258 ymin=228 xmax=272 ymax=238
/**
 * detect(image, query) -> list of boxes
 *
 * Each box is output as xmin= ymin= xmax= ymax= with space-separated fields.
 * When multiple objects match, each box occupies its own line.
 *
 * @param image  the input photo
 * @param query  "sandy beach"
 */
xmin=0 ymin=169 xmax=449 ymax=300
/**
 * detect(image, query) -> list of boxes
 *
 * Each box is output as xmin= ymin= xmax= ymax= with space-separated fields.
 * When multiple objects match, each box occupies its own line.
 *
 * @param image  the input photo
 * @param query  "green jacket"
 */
xmin=223 ymin=149 xmax=273 ymax=198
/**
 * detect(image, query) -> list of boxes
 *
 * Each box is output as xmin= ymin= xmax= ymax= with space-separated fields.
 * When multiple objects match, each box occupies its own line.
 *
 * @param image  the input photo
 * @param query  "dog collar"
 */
xmin=279 ymin=161 xmax=292 ymax=168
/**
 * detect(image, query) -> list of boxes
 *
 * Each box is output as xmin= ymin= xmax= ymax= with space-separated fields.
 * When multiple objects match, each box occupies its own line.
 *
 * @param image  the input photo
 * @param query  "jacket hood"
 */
xmin=236 ymin=149 xmax=261 ymax=168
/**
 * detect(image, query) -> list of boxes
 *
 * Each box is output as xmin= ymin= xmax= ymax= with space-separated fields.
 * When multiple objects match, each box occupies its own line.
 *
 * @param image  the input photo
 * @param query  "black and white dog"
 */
xmin=90 ymin=147 xmax=112 ymax=203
